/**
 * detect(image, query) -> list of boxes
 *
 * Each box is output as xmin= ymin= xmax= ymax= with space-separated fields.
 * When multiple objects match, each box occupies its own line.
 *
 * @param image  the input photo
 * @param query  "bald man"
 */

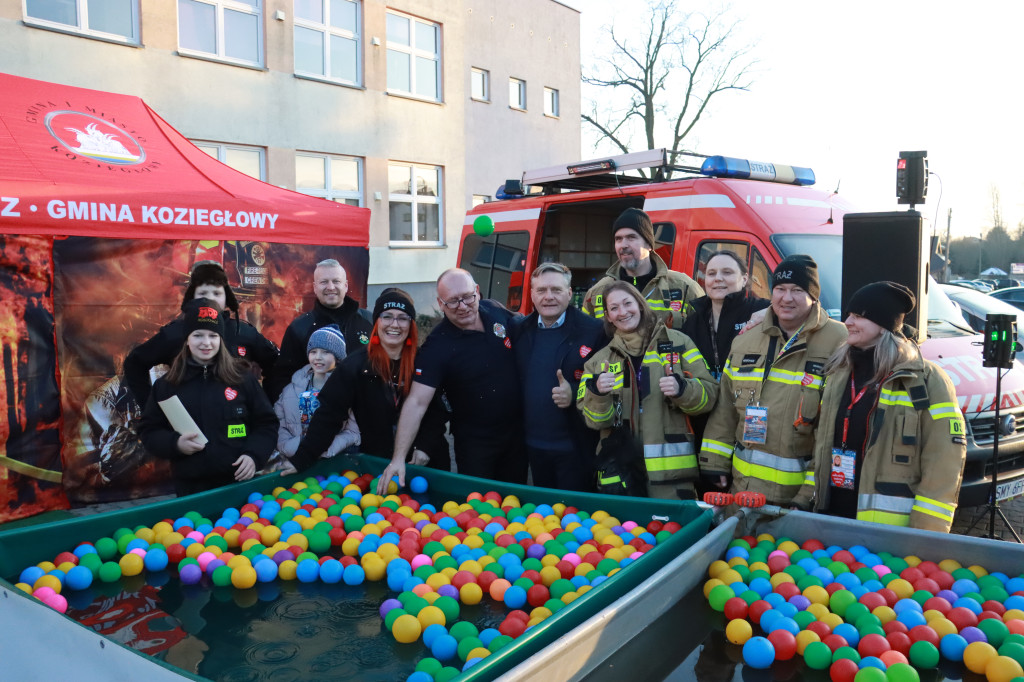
xmin=379 ymin=269 xmax=525 ymax=491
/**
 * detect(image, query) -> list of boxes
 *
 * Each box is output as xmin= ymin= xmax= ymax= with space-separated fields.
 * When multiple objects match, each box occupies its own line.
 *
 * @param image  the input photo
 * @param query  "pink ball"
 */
xmin=33 ymin=586 xmax=56 ymax=601
xmin=410 ymin=554 xmax=432 ymax=570
xmin=873 ymin=565 xmax=891 ymax=577
xmin=563 ymin=553 xmax=582 ymax=567
xmin=768 ymin=550 xmax=789 ymax=560
xmin=197 ymin=552 xmax=216 ymax=570
xmin=621 ymin=521 xmax=638 ymax=531
xmin=629 ymin=551 xmax=644 ymax=560
xmin=43 ymin=593 xmax=68 ymax=613
xmin=187 ymin=531 xmax=206 ymax=542
xmin=129 ymin=548 xmax=147 ymax=557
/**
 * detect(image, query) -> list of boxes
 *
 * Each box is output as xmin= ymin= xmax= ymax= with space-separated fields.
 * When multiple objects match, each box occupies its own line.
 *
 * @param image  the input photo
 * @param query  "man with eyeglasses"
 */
xmin=264 ymin=258 xmax=372 ymax=403
xmin=510 ymin=262 xmax=608 ymax=491
xmin=583 ymin=207 xmax=703 ymax=331
xmin=379 ymin=268 xmax=525 ymax=490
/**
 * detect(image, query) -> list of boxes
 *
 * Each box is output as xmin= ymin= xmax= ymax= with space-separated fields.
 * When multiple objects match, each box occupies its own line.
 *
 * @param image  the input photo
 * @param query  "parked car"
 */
xmin=990 ymin=286 xmax=1024 ymax=312
xmin=949 ymin=279 xmax=992 ymax=292
xmin=971 ymin=279 xmax=996 ymax=292
xmin=992 ymin=278 xmax=1022 ymax=290
xmin=940 ymin=283 xmax=1021 ymax=332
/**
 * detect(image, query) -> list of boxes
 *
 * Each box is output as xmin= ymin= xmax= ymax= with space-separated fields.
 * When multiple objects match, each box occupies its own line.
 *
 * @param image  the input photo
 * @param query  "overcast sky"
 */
xmin=564 ymin=1 xmax=1023 ymax=239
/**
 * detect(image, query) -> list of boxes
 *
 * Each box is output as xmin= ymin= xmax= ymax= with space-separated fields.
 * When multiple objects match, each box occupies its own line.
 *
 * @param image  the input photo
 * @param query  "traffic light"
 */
xmin=983 ymin=313 xmax=1019 ymax=368
xmin=896 ymin=150 xmax=928 ymax=206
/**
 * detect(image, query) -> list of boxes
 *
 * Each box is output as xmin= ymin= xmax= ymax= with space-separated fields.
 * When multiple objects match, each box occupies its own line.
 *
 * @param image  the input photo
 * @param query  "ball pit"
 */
xmin=704 ymin=532 xmax=1024 ymax=681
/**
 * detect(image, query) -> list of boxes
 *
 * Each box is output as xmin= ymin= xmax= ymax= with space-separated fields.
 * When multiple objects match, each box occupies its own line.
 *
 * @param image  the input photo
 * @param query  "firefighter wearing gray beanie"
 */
xmin=307 ymin=324 xmax=347 ymax=361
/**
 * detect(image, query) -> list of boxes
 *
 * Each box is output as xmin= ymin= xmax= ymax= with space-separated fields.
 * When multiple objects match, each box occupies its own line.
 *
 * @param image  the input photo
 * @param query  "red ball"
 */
xmin=748 ymin=600 xmax=772 ymax=625
xmin=885 ymin=631 xmax=913 ymax=656
xmin=806 ymin=620 xmax=832 ymax=639
xmin=507 ymin=609 xmax=530 ymax=623
xmin=849 ymin=562 xmax=867 ymax=573
xmin=877 ymin=588 xmax=899 ymax=607
xmin=476 ymin=571 xmax=498 ymax=593
xmin=913 ymin=577 xmax=940 ymax=595
xmin=982 ymin=600 xmax=1007 ymax=616
xmin=899 ymin=566 xmax=924 ymax=584
xmin=328 ymin=528 xmax=347 ymax=546
xmin=724 ymin=597 xmax=749 ymax=621
xmin=451 ymin=571 xmax=476 ymax=589
xmin=498 ymin=617 xmax=526 ymax=638
xmin=646 ymin=520 xmax=664 ymax=534
xmin=740 ymin=535 xmax=757 ymax=548
xmin=527 ymin=584 xmax=550 ymax=608
xmin=922 ymin=596 xmax=952 ymax=614
xmin=908 ymin=624 xmax=940 ymax=647
xmin=859 ymin=592 xmax=887 ymax=611
xmin=917 ymin=560 xmax=939 ymax=575
xmin=829 ymin=658 xmax=859 ymax=682
xmin=775 ymin=582 xmax=801 ymax=600
xmin=767 ymin=556 xmax=790 ymax=574
xmin=947 ymin=606 xmax=979 ymax=631
xmin=662 ymin=522 xmax=682 ymax=534
xmin=802 ymin=538 xmax=825 ymax=552
xmin=978 ymin=610 xmax=1003 ymax=622
xmin=822 ymin=634 xmax=849 ymax=652
xmin=883 ymin=620 xmax=910 ymax=635
xmin=768 ymin=629 xmax=798 ymax=660
xmin=167 ymin=544 xmax=186 ymax=564
xmin=483 ymin=491 xmax=502 ymax=504
xmin=931 ymin=571 xmax=954 ymax=590
xmin=832 ymin=550 xmax=856 ymax=565
xmin=339 ymin=556 xmax=357 ymax=567
xmin=825 ymin=582 xmax=846 ymax=596
xmin=521 ymin=569 xmax=542 ymax=584
xmin=54 ymin=551 xmax=79 ymax=566
xmin=857 ymin=633 xmax=891 ymax=659
xmin=556 ymin=561 xmax=576 ymax=580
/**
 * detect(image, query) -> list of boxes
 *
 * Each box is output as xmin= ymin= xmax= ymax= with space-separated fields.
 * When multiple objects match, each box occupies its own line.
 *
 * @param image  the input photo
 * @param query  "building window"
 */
xmin=388 ymin=163 xmax=442 ymax=245
xmin=544 ymin=87 xmax=559 ymax=117
xmin=294 ymin=0 xmax=360 ymax=85
xmin=25 ymin=0 xmax=139 ymax=43
xmin=178 ymin=0 xmax=263 ymax=66
xmin=471 ymin=68 xmax=489 ymax=102
xmin=509 ymin=77 xmax=526 ymax=110
xmin=386 ymin=10 xmax=441 ymax=101
xmin=295 ymin=153 xmax=363 ymax=206
xmin=472 ymin=195 xmax=490 ymax=208
xmin=193 ymin=141 xmax=266 ymax=181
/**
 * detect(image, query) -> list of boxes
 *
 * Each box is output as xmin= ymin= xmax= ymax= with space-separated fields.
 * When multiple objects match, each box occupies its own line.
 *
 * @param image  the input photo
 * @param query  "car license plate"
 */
xmin=996 ymin=476 xmax=1024 ymax=502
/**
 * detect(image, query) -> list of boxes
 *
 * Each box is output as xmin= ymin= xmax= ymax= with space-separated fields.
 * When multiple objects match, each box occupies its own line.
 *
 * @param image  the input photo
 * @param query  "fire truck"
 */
xmin=457 ymin=149 xmax=1024 ymax=508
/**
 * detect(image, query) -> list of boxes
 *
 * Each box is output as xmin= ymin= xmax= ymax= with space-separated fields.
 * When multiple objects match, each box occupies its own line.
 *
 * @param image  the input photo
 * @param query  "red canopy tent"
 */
xmin=0 ymin=73 xmax=371 ymax=522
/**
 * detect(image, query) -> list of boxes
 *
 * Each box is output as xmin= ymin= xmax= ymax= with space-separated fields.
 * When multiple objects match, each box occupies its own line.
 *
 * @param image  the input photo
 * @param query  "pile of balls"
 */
xmin=10 ymin=470 xmax=682 ymax=681
xmin=705 ymin=533 xmax=1024 ymax=682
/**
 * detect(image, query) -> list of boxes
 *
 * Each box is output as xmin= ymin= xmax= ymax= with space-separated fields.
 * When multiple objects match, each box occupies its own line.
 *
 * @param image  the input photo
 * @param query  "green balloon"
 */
xmin=473 ymin=214 xmax=495 ymax=236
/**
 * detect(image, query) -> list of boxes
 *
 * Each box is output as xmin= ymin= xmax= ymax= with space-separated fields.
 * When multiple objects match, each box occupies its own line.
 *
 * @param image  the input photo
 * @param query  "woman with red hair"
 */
xmin=289 ymin=289 xmax=449 ymax=471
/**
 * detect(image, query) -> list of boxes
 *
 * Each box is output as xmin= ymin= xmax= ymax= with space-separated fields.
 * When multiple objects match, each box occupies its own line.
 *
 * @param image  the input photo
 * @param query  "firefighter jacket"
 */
xmin=577 ymin=325 xmax=718 ymax=485
xmin=583 ymin=252 xmax=704 ymax=331
xmin=698 ymin=304 xmax=847 ymax=505
xmin=792 ymin=353 xmax=966 ymax=532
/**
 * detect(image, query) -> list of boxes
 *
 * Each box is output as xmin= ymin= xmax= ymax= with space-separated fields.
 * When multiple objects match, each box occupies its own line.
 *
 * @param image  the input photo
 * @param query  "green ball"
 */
xmin=98 ymin=561 xmax=122 ymax=583
xmin=728 ymin=538 xmax=751 ymax=550
xmin=416 ymin=657 xmax=443 ymax=675
xmin=212 ymin=565 xmax=233 ymax=587
xmin=982 ymin=585 xmax=1010 ymax=603
xmin=748 ymin=569 xmax=771 ymax=582
xmin=803 ymin=641 xmax=833 ymax=670
xmin=488 ymin=634 xmax=514 ymax=652
xmin=709 ymin=584 xmax=735 ymax=611
xmin=503 ymin=545 xmax=525 ymax=560
xmin=522 ymin=558 xmax=543 ymax=572
xmin=854 ymin=613 xmax=882 ymax=632
xmin=205 ymin=535 xmax=228 ymax=552
xmin=829 ymin=589 xmax=857 ymax=618
xmin=434 ymin=666 xmax=460 ymax=682
xmin=998 ymin=641 xmax=1024 ymax=666
xmin=433 ymin=596 xmax=460 ymax=623
xmin=343 ymin=515 xmax=365 ymax=532
xmin=910 ymin=590 xmax=933 ymax=606
xmin=797 ymin=575 xmax=824 ymax=590
xmin=305 ymin=531 xmax=331 ymax=554
xmin=480 ymin=563 xmax=503 ymax=579
xmin=79 ymin=553 xmax=103 ymax=575
xmin=739 ymin=590 xmax=760 ymax=606
xmin=94 ymin=537 xmax=118 ymax=561
xmin=844 ymin=603 xmax=870 ymax=624
xmin=832 ymin=645 xmax=860 ymax=663
xmin=404 ymin=595 xmax=429 ymax=616
xmin=384 ymin=608 xmax=408 ymax=630
xmin=732 ymin=565 xmax=751 ymax=582
xmin=794 ymin=611 xmax=817 ymax=630
xmin=853 ymin=667 xmax=887 ymax=682
xmin=513 ymin=577 xmax=534 ymax=591
xmin=457 ymin=636 xmax=484 ymax=661
xmin=790 ymin=549 xmax=811 ymax=563
xmin=828 ymin=561 xmax=850 ymax=576
xmin=1004 ymin=634 xmax=1024 ymax=648
xmin=544 ymin=598 xmax=565 ymax=614
xmin=748 ymin=548 xmax=769 ymax=564
xmin=112 ymin=527 xmax=134 ymax=540
xmin=883 ymin=662 xmax=920 ymax=682
xmin=979 ymin=617 xmax=1010 ymax=648
xmin=909 ymin=640 xmax=939 ymax=668
xmin=550 ymin=579 xmax=574 ymax=600
xmin=414 ymin=565 xmax=438 ymax=580
xmin=449 ymin=621 xmax=479 ymax=642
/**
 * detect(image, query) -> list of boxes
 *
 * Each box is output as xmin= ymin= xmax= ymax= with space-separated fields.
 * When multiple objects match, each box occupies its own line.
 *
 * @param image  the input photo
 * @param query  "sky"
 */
xmin=564 ymin=0 xmax=1024 ymax=239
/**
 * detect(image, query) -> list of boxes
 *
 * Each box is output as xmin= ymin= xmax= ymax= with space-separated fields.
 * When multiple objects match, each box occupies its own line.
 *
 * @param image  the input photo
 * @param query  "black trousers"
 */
xmin=455 ymin=433 xmax=527 ymax=485
xmin=527 ymin=445 xmax=595 ymax=492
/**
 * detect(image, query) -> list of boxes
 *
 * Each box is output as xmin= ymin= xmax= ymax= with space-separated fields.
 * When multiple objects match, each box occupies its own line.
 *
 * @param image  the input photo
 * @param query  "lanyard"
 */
xmin=778 ymin=321 xmax=806 ymax=357
xmin=841 ymin=375 xmax=873 ymax=448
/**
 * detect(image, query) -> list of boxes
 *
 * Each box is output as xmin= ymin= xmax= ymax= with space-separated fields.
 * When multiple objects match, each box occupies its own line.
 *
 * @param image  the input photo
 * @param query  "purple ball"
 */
xmin=526 ymin=544 xmax=546 ymax=560
xmin=937 ymin=589 xmax=959 ymax=603
xmin=180 ymin=563 xmax=203 ymax=585
xmin=960 ymin=626 xmax=987 ymax=644
xmin=415 ymin=520 xmax=430 ymax=531
xmin=379 ymin=598 xmax=403 ymax=619
xmin=273 ymin=550 xmax=295 ymax=565
xmin=437 ymin=585 xmax=459 ymax=598
xmin=788 ymin=595 xmax=811 ymax=611
xmin=206 ymin=559 xmax=227 ymax=573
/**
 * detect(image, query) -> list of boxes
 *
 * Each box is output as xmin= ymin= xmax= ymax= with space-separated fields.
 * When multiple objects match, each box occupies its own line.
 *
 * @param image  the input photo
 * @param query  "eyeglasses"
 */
xmin=379 ymin=313 xmax=413 ymax=325
xmin=440 ymin=293 xmax=478 ymax=310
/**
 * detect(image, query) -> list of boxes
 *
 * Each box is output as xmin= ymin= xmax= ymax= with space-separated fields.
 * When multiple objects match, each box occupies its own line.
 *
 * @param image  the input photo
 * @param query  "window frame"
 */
xmin=24 ymin=0 xmax=140 ymax=44
xmin=471 ymin=194 xmax=491 ymax=208
xmin=385 ymin=9 xmax=442 ymax=102
xmin=192 ymin=141 xmax=267 ymax=181
xmin=509 ymin=77 xmax=526 ymax=111
xmin=543 ymin=86 xmax=559 ymax=118
xmin=293 ymin=0 xmax=362 ymax=86
xmin=387 ymin=162 xmax=444 ymax=247
xmin=470 ymin=67 xmax=490 ymax=102
xmin=177 ymin=0 xmax=264 ymax=68
xmin=294 ymin=152 xmax=364 ymax=207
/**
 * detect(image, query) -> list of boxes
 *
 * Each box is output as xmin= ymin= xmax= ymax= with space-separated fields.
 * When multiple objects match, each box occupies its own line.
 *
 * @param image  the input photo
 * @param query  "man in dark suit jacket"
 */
xmin=511 ymin=263 xmax=608 ymax=491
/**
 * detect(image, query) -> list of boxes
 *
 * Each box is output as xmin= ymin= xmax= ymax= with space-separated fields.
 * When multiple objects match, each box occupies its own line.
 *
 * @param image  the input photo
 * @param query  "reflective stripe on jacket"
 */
xmin=577 ymin=326 xmax=718 ymax=484
xmin=697 ymin=304 xmax=847 ymax=505
xmin=582 ymin=252 xmax=703 ymax=331
xmin=793 ymin=353 xmax=966 ymax=533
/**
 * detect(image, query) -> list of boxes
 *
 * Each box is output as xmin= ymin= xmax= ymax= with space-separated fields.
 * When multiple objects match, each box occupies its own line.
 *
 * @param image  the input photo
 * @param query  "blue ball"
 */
xmin=408 ymin=671 xmax=433 ymax=682
xmin=749 ymin=577 xmax=772 ymax=597
xmin=296 ymin=559 xmax=320 ymax=583
xmin=764 ymin=592 xmax=786 ymax=608
xmin=173 ymin=517 xmax=194 ymax=531
xmin=255 ymin=560 xmax=278 ymax=583
xmin=897 ymin=609 xmax=927 ymax=629
xmin=73 ymin=544 xmax=98 ymax=558
xmin=431 ymin=633 xmax=458 ymax=661
xmin=503 ymin=585 xmax=528 ymax=609
xmin=319 ymin=559 xmax=343 ymax=584
xmin=894 ymin=598 xmax=923 ymax=614
xmin=19 ymin=566 xmax=44 ymax=586
xmin=859 ymin=656 xmax=885 ymax=670
xmin=423 ymin=623 xmax=448 ymax=648
xmin=126 ymin=538 xmax=150 ymax=553
xmin=952 ymin=578 xmax=979 ymax=597
xmin=410 ymin=476 xmax=429 ymax=494
xmin=504 ymin=565 xmax=525 ymax=582
xmin=143 ymin=549 xmax=169 ymax=572
xmin=759 ymin=610 xmax=782 ymax=631
xmin=940 ymin=633 xmax=968 ymax=662
xmin=742 ymin=636 xmax=775 ymax=669
xmin=478 ymin=627 xmax=500 ymax=646
xmin=65 ymin=565 xmax=93 ymax=591
xmin=833 ymin=623 xmax=860 ymax=647
xmin=953 ymin=596 xmax=982 ymax=614
xmin=343 ymin=564 xmax=365 ymax=586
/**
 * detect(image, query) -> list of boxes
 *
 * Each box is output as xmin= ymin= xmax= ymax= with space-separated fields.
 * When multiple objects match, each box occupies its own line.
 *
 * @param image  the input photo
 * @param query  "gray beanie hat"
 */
xmin=307 ymin=324 xmax=346 ymax=361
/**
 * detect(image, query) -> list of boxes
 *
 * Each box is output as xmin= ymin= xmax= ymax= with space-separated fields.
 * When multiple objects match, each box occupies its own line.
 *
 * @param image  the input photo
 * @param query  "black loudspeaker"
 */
xmin=842 ymin=211 xmax=928 ymax=343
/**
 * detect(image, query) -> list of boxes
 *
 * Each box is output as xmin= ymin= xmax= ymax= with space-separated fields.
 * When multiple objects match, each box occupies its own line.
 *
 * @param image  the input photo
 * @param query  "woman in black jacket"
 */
xmin=681 ymin=251 xmax=770 ymax=457
xmin=139 ymin=299 xmax=278 ymax=496
xmin=290 ymin=289 xmax=449 ymax=472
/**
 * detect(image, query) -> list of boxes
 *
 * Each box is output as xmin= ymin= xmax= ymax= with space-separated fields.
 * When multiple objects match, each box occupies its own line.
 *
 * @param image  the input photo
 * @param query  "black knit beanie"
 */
xmin=847 ymin=281 xmax=916 ymax=334
xmin=772 ymin=254 xmax=821 ymax=301
xmin=182 ymin=261 xmax=239 ymax=314
xmin=372 ymin=288 xmax=417 ymax=323
xmin=612 ymin=208 xmax=657 ymax=250
xmin=182 ymin=298 xmax=226 ymax=337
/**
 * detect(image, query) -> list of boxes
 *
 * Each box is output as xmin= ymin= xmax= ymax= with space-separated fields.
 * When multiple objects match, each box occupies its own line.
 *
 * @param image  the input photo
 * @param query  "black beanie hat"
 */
xmin=772 ymin=254 xmax=821 ymax=301
xmin=847 ymin=281 xmax=916 ymax=334
xmin=612 ymin=208 xmax=657 ymax=250
xmin=182 ymin=261 xmax=239 ymax=314
xmin=183 ymin=297 xmax=226 ymax=337
xmin=372 ymin=288 xmax=416 ymax=323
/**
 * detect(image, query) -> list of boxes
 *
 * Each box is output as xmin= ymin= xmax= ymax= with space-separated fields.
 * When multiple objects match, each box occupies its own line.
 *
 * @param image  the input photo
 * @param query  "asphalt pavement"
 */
xmin=951 ymin=493 xmax=1024 ymax=542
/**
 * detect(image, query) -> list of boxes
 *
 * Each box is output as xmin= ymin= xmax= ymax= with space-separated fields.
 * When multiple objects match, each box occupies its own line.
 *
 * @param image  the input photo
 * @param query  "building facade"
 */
xmin=0 ymin=0 xmax=581 ymax=307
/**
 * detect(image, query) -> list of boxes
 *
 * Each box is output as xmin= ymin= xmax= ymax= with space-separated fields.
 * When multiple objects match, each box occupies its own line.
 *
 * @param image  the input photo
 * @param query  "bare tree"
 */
xmin=992 ymin=186 xmax=1004 ymax=230
xmin=582 ymin=1 xmax=757 ymax=175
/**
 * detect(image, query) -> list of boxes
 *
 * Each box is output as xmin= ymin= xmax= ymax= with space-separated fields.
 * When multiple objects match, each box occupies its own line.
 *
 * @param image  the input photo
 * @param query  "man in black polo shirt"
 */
xmin=378 ymin=268 xmax=524 ymax=491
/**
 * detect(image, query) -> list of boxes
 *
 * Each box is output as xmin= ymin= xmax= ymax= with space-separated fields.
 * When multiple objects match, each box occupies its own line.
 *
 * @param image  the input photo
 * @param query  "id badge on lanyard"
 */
xmin=743 ymin=404 xmax=768 ymax=445
xmin=830 ymin=448 xmax=856 ymax=489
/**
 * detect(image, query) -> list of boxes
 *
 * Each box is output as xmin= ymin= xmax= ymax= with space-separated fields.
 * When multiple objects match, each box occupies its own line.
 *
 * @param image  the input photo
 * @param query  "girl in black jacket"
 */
xmin=139 ymin=299 xmax=278 ymax=496
xmin=290 ymin=289 xmax=449 ymax=472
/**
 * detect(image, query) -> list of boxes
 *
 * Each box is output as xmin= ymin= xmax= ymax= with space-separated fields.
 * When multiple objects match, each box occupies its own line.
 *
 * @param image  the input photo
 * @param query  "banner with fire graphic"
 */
xmin=0 ymin=236 xmax=368 ymax=523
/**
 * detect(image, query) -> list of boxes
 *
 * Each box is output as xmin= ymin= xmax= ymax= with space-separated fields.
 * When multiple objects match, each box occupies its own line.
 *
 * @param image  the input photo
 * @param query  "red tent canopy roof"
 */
xmin=0 ymin=72 xmax=369 ymax=247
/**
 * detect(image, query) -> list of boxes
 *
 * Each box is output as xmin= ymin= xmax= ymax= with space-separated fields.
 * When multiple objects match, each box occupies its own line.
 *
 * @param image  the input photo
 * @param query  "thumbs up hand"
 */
xmin=659 ymin=364 xmax=682 ymax=398
xmin=552 ymin=369 xmax=573 ymax=408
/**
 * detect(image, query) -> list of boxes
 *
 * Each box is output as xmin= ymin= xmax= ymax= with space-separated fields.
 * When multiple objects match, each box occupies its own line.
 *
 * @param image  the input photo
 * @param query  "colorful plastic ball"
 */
xmin=804 ymin=640 xmax=834 ymax=670
xmin=410 ymin=476 xmax=429 ymax=494
xmin=767 ymin=629 xmax=797 ymax=660
xmin=295 ymin=559 xmax=320 ymax=583
xmin=985 ymin=655 xmax=1024 ymax=682
xmin=407 ymin=672 xmax=433 ymax=682
xmin=852 ymin=667 xmax=886 ymax=682
xmin=473 ymin=214 xmax=495 ymax=237
xmin=393 ymin=614 xmax=423 ymax=644
xmin=118 ymin=553 xmax=144 ymax=577
xmin=829 ymin=658 xmax=859 ymax=682
xmin=179 ymin=563 xmax=202 ymax=585
xmin=726 ymin=618 xmax=753 ymax=645
xmin=503 ymin=585 xmax=528 ymax=610
xmin=19 ymin=566 xmax=44 ymax=586
xmin=422 ymin=624 xmax=448 ymax=649
xmin=42 ymin=592 xmax=68 ymax=614
xmin=908 ymin=640 xmax=939 ymax=669
xmin=343 ymin=564 xmax=366 ymax=585
xmin=143 ymin=549 xmax=169 ymax=572
xmin=741 ymin=636 xmax=775 ymax=669
xmin=231 ymin=566 xmax=258 ymax=589
xmin=319 ymin=559 xmax=343 ymax=584
xmin=940 ymin=633 xmax=968 ymax=662
xmin=963 ymin=640 xmax=999 ymax=674
xmin=431 ymin=633 xmax=459 ymax=661
xmin=64 ymin=565 xmax=93 ymax=591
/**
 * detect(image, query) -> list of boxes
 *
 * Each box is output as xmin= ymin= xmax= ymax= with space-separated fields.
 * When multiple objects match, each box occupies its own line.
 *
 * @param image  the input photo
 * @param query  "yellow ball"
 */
xmin=417 ymin=605 xmax=446 ymax=629
xmin=392 ymin=614 xmax=422 ymax=644
xmin=186 ymin=543 xmax=207 ymax=558
xmin=231 ymin=566 xmax=257 ymax=589
xmin=929 ymin=617 xmax=957 ymax=639
xmin=725 ymin=618 xmax=753 ymax=645
xmin=278 ymin=560 xmax=298 ymax=581
xmin=963 ymin=641 xmax=998 ymax=675
xmin=260 ymin=526 xmax=282 ymax=546
xmin=819 ymin=612 xmax=844 ymax=630
xmin=703 ymin=578 xmax=725 ymax=599
xmin=923 ymin=609 xmax=945 ymax=623
xmin=426 ymin=573 xmax=451 ymax=591
xmin=770 ymin=573 xmax=795 ymax=588
xmin=795 ymin=630 xmax=821 ymax=655
xmin=886 ymin=578 xmax=914 ymax=600
xmin=803 ymin=585 xmax=830 ymax=606
xmin=937 ymin=558 xmax=961 ymax=573
xmin=56 ymin=561 xmax=76 ymax=574
xmin=119 ymin=553 xmax=144 ymax=577
xmin=1003 ymin=609 xmax=1024 ymax=622
xmin=460 ymin=583 xmax=483 ymax=605
xmin=807 ymin=603 xmax=830 ymax=621
xmin=872 ymin=605 xmax=896 ymax=625
xmin=966 ymin=564 xmax=988 ymax=578
xmin=986 ymin=655 xmax=1024 ymax=682
xmin=777 ymin=540 xmax=800 ymax=555
xmin=562 ymin=591 xmax=580 ymax=605
xmin=468 ymin=646 xmax=491 ymax=660
xmin=33 ymin=574 xmax=62 ymax=594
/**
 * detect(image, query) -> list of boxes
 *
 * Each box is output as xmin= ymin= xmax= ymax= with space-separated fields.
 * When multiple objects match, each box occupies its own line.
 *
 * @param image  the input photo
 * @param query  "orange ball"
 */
xmin=488 ymin=578 xmax=511 ymax=601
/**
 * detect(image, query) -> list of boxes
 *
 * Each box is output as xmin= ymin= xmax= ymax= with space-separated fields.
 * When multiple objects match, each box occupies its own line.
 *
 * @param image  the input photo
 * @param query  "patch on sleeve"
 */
xmin=950 ymin=419 xmax=964 ymax=436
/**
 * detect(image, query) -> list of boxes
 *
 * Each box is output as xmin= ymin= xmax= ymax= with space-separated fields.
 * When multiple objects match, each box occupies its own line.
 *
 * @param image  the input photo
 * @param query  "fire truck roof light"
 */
xmin=700 ymin=156 xmax=815 ymax=186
